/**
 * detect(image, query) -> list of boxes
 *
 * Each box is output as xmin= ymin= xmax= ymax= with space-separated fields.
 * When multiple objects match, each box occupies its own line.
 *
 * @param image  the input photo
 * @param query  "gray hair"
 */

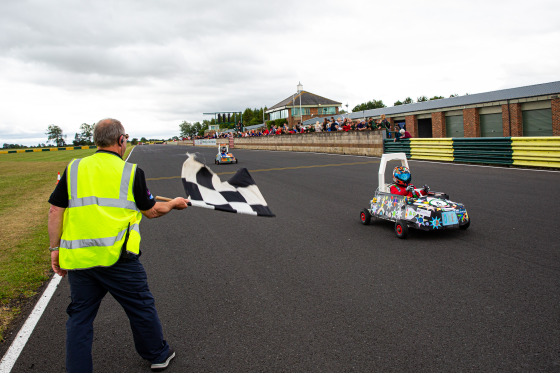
xmin=93 ymin=118 xmax=125 ymax=147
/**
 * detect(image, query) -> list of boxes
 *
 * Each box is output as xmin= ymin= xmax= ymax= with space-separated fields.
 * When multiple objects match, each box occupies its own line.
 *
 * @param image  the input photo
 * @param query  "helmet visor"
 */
xmin=396 ymin=171 xmax=411 ymax=184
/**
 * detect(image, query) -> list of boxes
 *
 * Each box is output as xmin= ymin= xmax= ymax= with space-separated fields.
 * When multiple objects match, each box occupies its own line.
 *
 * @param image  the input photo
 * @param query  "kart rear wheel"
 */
xmin=459 ymin=219 xmax=470 ymax=230
xmin=360 ymin=209 xmax=371 ymax=225
xmin=395 ymin=221 xmax=408 ymax=239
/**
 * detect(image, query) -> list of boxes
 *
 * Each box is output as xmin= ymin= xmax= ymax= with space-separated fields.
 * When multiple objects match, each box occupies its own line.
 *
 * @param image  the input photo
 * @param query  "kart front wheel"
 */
xmin=360 ymin=209 xmax=371 ymax=225
xmin=459 ymin=219 xmax=470 ymax=230
xmin=395 ymin=221 xmax=408 ymax=239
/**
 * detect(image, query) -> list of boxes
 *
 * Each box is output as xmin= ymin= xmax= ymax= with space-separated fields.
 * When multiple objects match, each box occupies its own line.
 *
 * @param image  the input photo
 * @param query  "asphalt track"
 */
xmin=4 ymin=145 xmax=560 ymax=372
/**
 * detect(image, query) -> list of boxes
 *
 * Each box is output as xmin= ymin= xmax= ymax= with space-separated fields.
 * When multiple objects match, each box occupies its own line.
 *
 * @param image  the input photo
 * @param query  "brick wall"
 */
xmin=501 ymin=103 xmax=523 ymax=137
xmin=405 ymin=115 xmax=418 ymax=137
xmin=432 ymin=112 xmax=446 ymax=138
xmin=234 ymin=130 xmax=385 ymax=157
xmin=501 ymin=104 xmax=511 ymax=136
xmin=510 ymin=103 xmax=523 ymax=136
xmin=388 ymin=117 xmax=395 ymax=130
xmin=463 ymin=108 xmax=480 ymax=137
xmin=552 ymin=98 xmax=560 ymax=136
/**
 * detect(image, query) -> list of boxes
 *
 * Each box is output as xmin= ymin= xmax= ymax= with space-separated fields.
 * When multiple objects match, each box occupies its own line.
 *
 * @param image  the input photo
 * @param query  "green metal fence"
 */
xmin=452 ymin=138 xmax=513 ymax=165
xmin=383 ymin=139 xmax=411 ymax=158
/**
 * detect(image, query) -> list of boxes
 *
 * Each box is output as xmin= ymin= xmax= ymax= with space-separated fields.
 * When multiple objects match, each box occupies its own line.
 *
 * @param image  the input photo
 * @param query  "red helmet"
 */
xmin=393 ymin=166 xmax=411 ymax=187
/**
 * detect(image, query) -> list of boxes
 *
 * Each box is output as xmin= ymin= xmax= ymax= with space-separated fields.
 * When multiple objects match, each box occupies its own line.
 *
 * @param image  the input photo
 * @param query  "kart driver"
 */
xmin=220 ymin=146 xmax=228 ymax=157
xmin=390 ymin=166 xmax=429 ymax=198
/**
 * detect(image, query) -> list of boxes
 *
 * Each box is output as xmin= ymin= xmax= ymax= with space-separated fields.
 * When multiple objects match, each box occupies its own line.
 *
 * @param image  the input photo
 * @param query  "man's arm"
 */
xmin=48 ymin=205 xmax=67 ymax=277
xmin=141 ymin=197 xmax=189 ymax=219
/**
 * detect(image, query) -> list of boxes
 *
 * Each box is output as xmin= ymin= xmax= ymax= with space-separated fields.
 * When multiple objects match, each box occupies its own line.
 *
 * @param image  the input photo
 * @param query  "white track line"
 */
xmin=125 ymin=145 xmax=135 ymax=162
xmin=0 ymin=275 xmax=62 ymax=373
xmin=0 ymin=146 xmax=137 ymax=373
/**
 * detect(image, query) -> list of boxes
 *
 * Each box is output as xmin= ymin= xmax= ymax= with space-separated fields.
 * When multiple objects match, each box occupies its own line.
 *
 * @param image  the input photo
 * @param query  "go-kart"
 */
xmin=360 ymin=153 xmax=470 ymax=239
xmin=215 ymin=144 xmax=238 ymax=165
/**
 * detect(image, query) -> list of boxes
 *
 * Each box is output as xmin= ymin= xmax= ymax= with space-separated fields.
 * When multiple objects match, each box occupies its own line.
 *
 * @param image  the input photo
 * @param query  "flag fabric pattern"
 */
xmin=181 ymin=155 xmax=275 ymax=217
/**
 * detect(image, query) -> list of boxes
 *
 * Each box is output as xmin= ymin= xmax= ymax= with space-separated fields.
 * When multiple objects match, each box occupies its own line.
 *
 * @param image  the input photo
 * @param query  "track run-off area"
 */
xmin=3 ymin=144 xmax=560 ymax=372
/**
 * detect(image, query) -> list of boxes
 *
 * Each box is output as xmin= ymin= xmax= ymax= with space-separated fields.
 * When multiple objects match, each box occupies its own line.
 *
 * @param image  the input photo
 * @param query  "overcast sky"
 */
xmin=1 ymin=0 xmax=559 ymax=146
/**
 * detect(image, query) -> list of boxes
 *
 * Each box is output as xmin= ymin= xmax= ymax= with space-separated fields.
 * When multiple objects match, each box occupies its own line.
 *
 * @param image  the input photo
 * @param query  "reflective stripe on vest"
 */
xmin=60 ymin=223 xmax=140 ymax=249
xmin=60 ymin=153 xmax=142 ymax=270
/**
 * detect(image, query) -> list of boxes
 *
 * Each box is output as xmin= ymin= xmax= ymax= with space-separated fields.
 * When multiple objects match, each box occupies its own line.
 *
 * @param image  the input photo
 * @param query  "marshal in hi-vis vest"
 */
xmin=60 ymin=152 xmax=143 ymax=270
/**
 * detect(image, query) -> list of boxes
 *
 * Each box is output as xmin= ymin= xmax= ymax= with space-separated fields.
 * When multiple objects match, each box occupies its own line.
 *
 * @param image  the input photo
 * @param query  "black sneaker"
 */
xmin=151 ymin=349 xmax=176 ymax=371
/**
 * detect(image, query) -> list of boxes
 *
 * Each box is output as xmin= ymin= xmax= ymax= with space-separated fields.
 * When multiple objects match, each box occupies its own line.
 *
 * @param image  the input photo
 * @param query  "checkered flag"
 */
xmin=181 ymin=155 xmax=275 ymax=217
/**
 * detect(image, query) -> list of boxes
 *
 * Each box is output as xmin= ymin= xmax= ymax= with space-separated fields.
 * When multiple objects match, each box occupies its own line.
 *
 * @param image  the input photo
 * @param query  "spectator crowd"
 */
xmin=194 ymin=115 xmax=411 ymax=141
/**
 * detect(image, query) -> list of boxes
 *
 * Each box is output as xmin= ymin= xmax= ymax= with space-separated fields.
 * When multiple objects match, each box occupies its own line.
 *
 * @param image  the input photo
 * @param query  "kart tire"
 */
xmin=360 ymin=209 xmax=371 ymax=225
xmin=236 ymin=159 xmax=238 ymax=164
xmin=395 ymin=221 xmax=408 ymax=239
xmin=459 ymin=219 xmax=470 ymax=230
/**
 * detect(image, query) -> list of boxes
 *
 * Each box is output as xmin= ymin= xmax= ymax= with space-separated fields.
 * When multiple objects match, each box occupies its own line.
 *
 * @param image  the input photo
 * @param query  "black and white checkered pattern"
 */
xmin=181 ymin=155 xmax=275 ymax=217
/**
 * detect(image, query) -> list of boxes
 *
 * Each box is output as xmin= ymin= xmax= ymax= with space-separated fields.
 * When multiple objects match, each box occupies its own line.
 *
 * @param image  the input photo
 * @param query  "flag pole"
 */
xmin=155 ymin=196 xmax=172 ymax=202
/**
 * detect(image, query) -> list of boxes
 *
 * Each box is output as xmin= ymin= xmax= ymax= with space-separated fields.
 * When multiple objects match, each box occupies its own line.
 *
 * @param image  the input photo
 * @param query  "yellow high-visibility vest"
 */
xmin=59 ymin=152 xmax=142 ymax=270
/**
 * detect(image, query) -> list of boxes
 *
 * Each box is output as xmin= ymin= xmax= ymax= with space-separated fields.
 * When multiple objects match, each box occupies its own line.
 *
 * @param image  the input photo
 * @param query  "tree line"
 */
xmin=39 ymin=123 xmax=99 ymax=147
xmin=179 ymin=107 xmax=267 ymax=138
xmin=2 ymin=123 xmax=97 ymax=149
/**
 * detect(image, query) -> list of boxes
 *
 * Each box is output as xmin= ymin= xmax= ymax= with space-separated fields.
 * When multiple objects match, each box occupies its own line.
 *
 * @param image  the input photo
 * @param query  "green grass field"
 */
xmin=0 ymin=147 xmax=133 ymax=342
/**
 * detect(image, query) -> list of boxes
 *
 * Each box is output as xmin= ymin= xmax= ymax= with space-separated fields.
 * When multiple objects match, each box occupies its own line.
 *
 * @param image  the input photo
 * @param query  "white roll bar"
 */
xmin=378 ymin=153 xmax=409 ymax=192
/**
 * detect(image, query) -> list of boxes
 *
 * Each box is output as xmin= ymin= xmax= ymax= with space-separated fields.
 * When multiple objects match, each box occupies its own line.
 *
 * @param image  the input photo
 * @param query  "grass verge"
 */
xmin=0 ymin=147 xmax=133 ymax=342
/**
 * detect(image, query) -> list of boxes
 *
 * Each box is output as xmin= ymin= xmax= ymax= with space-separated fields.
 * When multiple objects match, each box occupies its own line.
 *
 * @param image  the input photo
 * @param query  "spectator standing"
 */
xmin=379 ymin=115 xmax=391 ymax=138
xmin=314 ymin=121 xmax=321 ymax=132
xmin=331 ymin=119 xmax=338 ymax=131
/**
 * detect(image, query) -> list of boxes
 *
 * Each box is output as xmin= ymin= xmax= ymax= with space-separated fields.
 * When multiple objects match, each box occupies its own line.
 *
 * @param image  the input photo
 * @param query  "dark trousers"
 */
xmin=65 ymin=255 xmax=169 ymax=372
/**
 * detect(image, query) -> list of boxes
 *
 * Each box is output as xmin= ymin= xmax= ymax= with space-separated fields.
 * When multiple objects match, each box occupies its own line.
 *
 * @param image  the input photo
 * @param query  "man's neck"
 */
xmin=97 ymin=145 xmax=123 ymax=158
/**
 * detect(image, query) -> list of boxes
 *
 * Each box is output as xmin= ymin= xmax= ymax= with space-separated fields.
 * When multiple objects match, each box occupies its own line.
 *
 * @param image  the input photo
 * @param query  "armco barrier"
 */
xmin=453 ymin=137 xmax=513 ymax=165
xmin=384 ymin=139 xmax=453 ymax=161
xmin=383 ymin=136 xmax=559 ymax=168
xmin=0 ymin=145 xmax=97 ymax=154
xmin=512 ymin=137 xmax=560 ymax=168
xmin=409 ymin=138 xmax=454 ymax=162
xmin=383 ymin=139 xmax=411 ymax=158
xmin=186 ymin=134 xmax=559 ymax=169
